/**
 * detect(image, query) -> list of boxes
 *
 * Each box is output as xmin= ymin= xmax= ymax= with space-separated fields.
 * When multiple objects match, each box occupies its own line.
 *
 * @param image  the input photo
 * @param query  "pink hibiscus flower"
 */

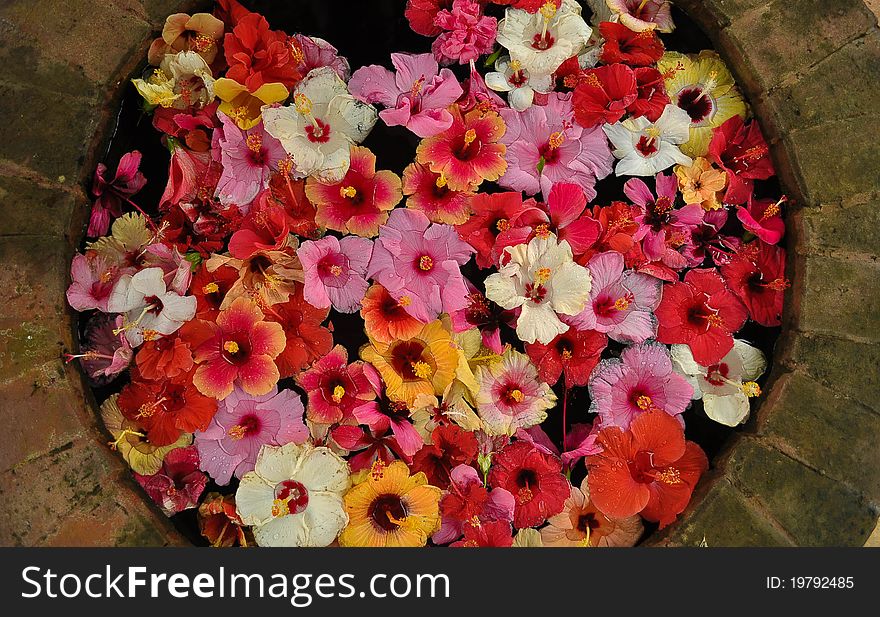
xmin=366 ymin=208 xmax=474 ymax=322
xmin=214 ymin=115 xmax=287 ymax=210
xmin=625 ymin=172 xmax=703 ymax=270
xmin=194 ymin=385 xmax=308 ymax=485
xmin=134 ymin=446 xmax=208 ymax=515
xmin=291 ymin=34 xmax=350 ymax=80
xmin=498 ymin=93 xmax=613 ymax=199
xmin=296 ymin=345 xmax=379 ymax=425
xmin=432 ymin=0 xmax=497 ymax=65
xmin=67 ymin=252 xmax=122 ymax=312
xmin=349 ymin=53 xmax=464 ymax=138
xmin=88 ymin=150 xmax=147 ymax=237
xmin=737 ymin=196 xmax=786 ymax=245
xmin=298 ymin=235 xmax=373 ymax=313
xmin=588 ymin=341 xmax=694 ymax=430
xmin=65 ymin=314 xmax=133 ymax=385
xmin=568 ymin=251 xmax=662 ymax=343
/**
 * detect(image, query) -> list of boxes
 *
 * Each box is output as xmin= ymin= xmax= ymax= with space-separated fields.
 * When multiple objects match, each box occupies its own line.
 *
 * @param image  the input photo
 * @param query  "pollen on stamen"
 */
xmin=463 ymin=128 xmax=477 ymax=146
xmin=398 ymin=295 xmax=412 ymax=307
xmin=227 ymin=424 xmax=247 ymax=440
xmin=535 ymin=267 xmax=552 ymax=284
xmin=418 ymin=255 xmax=434 ymax=271
xmin=508 ymin=388 xmax=524 ymax=403
xmin=223 ymin=340 xmax=240 ymax=354
xmin=742 ymin=381 xmax=762 ymax=397
xmin=656 ymin=467 xmax=683 ymax=485
xmin=331 ymin=385 xmax=345 ymax=403
xmin=614 ymin=297 xmax=631 ymax=311
xmin=539 ymin=1 xmax=557 ymax=21
xmin=246 ymin=133 xmax=263 ymax=153
xmin=329 ymin=264 xmax=343 ymax=277
xmin=411 ymin=360 xmax=433 ymax=379
xmin=707 ymin=314 xmax=725 ymax=328
xmin=636 ymin=395 xmax=654 ymax=410
xmin=370 ymin=459 xmax=386 ymax=481
xmin=548 ymin=131 xmax=565 ymax=149
xmin=435 ymin=172 xmax=448 ymax=189
xmin=293 ymin=93 xmax=313 ymax=116
xmin=203 ymin=282 xmax=219 ymax=294
xmin=339 ymin=185 xmax=357 ymax=199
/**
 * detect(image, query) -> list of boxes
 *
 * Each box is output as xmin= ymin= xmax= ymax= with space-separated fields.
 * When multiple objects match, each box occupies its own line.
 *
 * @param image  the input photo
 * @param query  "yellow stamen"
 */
xmin=227 ymin=425 xmax=247 ymax=440
xmin=191 ymin=33 xmax=215 ymax=53
xmin=463 ymin=128 xmax=477 ymax=146
xmin=223 ymin=340 xmax=240 ymax=354
xmin=142 ymin=329 xmax=159 ymax=342
xmin=419 ymin=255 xmax=434 ymax=271
xmin=329 ymin=264 xmax=343 ymax=276
xmin=370 ymin=459 xmax=386 ymax=481
xmin=496 ymin=218 xmax=510 ymax=232
xmin=245 ymin=133 xmax=262 ymax=153
xmin=535 ymin=267 xmax=552 ymax=284
xmin=202 ymin=282 xmax=219 ymax=294
xmin=534 ymin=223 xmax=551 ymax=239
xmin=614 ymin=297 xmax=631 ymax=311
xmin=742 ymin=381 xmax=762 ymax=397
xmin=398 ymin=295 xmax=412 ymax=307
xmin=339 ymin=185 xmax=357 ymax=199
xmin=509 ymin=59 xmax=522 ymax=72
xmin=108 ymin=429 xmax=145 ymax=451
xmin=271 ymin=498 xmax=286 ymax=518
xmin=656 ymin=467 xmax=682 ymax=485
xmin=509 ymin=389 xmax=524 ymax=403
xmin=636 ymin=395 xmax=654 ymax=410
xmin=548 ymin=131 xmax=565 ymax=149
xmin=707 ymin=314 xmax=725 ymax=328
xmin=411 ymin=360 xmax=433 ymax=379
xmin=332 ymin=385 xmax=346 ymax=403
xmin=435 ymin=172 xmax=448 ymax=189
xmin=294 ymin=93 xmax=313 ymax=116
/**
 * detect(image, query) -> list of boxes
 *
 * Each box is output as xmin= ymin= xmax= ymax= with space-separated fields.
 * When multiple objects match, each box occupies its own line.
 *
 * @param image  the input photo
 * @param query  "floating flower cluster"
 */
xmin=66 ymin=0 xmax=786 ymax=547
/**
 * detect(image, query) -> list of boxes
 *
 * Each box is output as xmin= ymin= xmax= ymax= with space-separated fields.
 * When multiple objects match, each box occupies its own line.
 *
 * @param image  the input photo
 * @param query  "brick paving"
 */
xmin=0 ymin=0 xmax=877 ymax=546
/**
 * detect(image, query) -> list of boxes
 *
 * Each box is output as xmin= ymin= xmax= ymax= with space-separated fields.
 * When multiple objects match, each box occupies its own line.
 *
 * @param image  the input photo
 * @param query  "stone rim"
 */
xmin=0 ymin=0 xmax=877 ymax=546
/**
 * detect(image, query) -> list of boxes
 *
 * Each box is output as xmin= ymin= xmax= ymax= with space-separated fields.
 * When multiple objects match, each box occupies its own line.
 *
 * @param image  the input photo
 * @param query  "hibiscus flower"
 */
xmin=541 ymin=477 xmax=644 ymax=546
xmin=675 ymin=156 xmax=727 ymax=211
xmin=366 ymin=208 xmax=474 ymax=322
xmin=402 ymin=161 xmax=474 ymax=225
xmin=339 ymin=460 xmax=442 ymax=547
xmin=569 ymin=250 xmax=661 ymax=343
xmin=223 ymin=12 xmax=301 ymax=90
xmin=485 ymin=56 xmax=553 ymax=111
xmin=604 ymin=103 xmax=693 ymax=176
xmin=498 ymin=92 xmax=613 ymax=199
xmin=190 ymin=297 xmax=286 ymax=399
xmin=416 ymin=105 xmax=507 ymax=191
xmin=587 ymin=410 xmax=708 ymax=528
xmin=262 ymin=67 xmax=378 ymax=183
xmin=606 ymin=0 xmax=675 ymax=33
xmin=588 ymin=341 xmax=694 ymax=429
xmin=147 ymin=12 xmax=224 ymax=65
xmin=450 ymin=279 xmax=516 ymax=354
xmin=599 ymin=20 xmax=664 ymax=66
xmin=737 ymin=196 xmax=785 ymax=245
xmin=435 ymin=464 xmax=515 ymax=544
xmin=304 ymin=145 xmax=402 ymax=237
xmin=708 ymin=115 xmax=775 ymax=205
xmin=297 ymin=345 xmax=378 ymax=425
xmin=721 ymin=241 xmax=788 ymax=327
xmin=349 ymin=53 xmax=464 ymax=137
xmin=214 ymin=115 xmax=286 ymax=208
xmin=410 ymin=424 xmax=479 ymax=488
xmin=108 ymin=267 xmax=197 ymax=347
xmin=88 ymin=150 xmax=147 ymax=237
xmin=475 ymin=348 xmax=557 ymax=435
xmin=360 ymin=283 xmax=427 ymax=345
xmin=455 ymin=191 xmax=525 ymax=268
xmin=236 ymin=443 xmax=351 ymax=546
xmin=672 ymin=339 xmax=767 ymax=427
xmin=525 ymin=326 xmax=607 ymax=387
xmin=67 ymin=252 xmax=120 ymax=312
xmin=298 ymin=235 xmax=373 ymax=313
xmin=194 ymin=385 xmax=307 ymax=485
xmin=484 ymin=232 xmax=592 ymax=344
xmin=134 ymin=446 xmax=208 ymax=516
xmin=572 ymin=63 xmax=638 ymax=128
xmin=488 ymin=441 xmax=569 ymax=528
xmin=432 ymin=0 xmax=497 ymax=65
xmin=655 ymin=268 xmax=748 ymax=366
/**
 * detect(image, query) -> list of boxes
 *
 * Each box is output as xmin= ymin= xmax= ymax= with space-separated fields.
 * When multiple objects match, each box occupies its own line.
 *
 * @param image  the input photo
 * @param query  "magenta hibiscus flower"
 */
xmin=349 ymin=52 xmax=464 ymax=138
xmin=194 ymin=385 xmax=308 ymax=485
xmin=588 ymin=341 xmax=694 ymax=430
xmin=298 ymin=235 xmax=373 ymax=313
xmin=214 ymin=115 xmax=286 ymax=210
xmin=366 ymin=208 xmax=474 ymax=322
xmin=134 ymin=446 xmax=208 ymax=515
xmin=569 ymin=251 xmax=662 ymax=344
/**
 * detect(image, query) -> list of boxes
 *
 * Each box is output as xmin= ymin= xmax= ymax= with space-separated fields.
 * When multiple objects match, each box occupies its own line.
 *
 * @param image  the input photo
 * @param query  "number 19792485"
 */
xmin=766 ymin=576 xmax=854 ymax=589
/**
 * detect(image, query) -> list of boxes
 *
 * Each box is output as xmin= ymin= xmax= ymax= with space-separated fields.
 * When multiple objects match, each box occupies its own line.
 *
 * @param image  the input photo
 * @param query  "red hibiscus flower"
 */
xmin=223 ymin=13 xmax=301 ymax=91
xmin=721 ymin=242 xmax=788 ymax=327
xmin=411 ymin=424 xmax=479 ymax=488
xmin=455 ymin=191 xmax=524 ymax=268
xmin=451 ymin=520 xmax=514 ymax=547
xmin=402 ymin=161 xmax=474 ymax=226
xmin=266 ymin=285 xmax=333 ymax=378
xmin=599 ymin=22 xmax=665 ymax=67
xmin=655 ymin=268 xmax=748 ymax=366
xmin=587 ymin=410 xmax=708 ymax=528
xmin=228 ymin=190 xmax=291 ymax=259
xmin=331 ymin=424 xmax=410 ymax=472
xmin=191 ymin=262 xmax=240 ymax=320
xmin=118 ymin=371 xmax=217 ymax=446
xmin=525 ymin=327 xmax=607 ymax=387
xmin=297 ymin=345 xmax=378 ymax=425
xmin=572 ymin=63 xmax=638 ymax=128
xmin=737 ymin=195 xmax=786 ymax=246
xmin=628 ymin=67 xmax=671 ymax=122
xmin=134 ymin=446 xmax=208 ymax=515
xmin=405 ymin=0 xmax=453 ymax=37
xmin=190 ymin=297 xmax=286 ymax=399
xmin=360 ymin=283 xmax=427 ymax=345
xmin=268 ymin=169 xmax=320 ymax=239
xmin=488 ymin=441 xmax=569 ymax=528
xmin=578 ymin=201 xmax=640 ymax=264
xmin=707 ymin=115 xmax=775 ymax=205
xmin=134 ymin=333 xmax=194 ymax=382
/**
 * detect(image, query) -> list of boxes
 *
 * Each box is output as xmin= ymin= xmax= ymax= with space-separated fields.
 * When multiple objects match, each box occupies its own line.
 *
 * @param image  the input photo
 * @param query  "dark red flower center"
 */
xmin=676 ymin=87 xmax=713 ymax=123
xmin=369 ymin=494 xmax=407 ymax=531
xmin=274 ymin=480 xmax=309 ymax=515
xmin=705 ymin=362 xmax=730 ymax=386
xmin=221 ymin=334 xmax=251 ymax=365
xmin=143 ymin=295 xmax=164 ymax=315
xmin=531 ymin=32 xmax=555 ymax=50
xmin=390 ymin=340 xmax=429 ymax=380
xmin=576 ymin=512 xmax=601 ymax=532
xmin=636 ymin=135 xmax=659 ymax=156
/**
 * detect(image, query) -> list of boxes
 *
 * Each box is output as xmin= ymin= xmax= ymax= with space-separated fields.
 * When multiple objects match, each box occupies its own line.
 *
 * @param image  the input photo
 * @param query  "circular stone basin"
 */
xmin=0 ymin=0 xmax=877 ymax=548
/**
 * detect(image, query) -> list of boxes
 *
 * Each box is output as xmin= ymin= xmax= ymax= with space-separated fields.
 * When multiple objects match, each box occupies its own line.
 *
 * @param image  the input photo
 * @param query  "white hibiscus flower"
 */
xmin=484 ymin=233 xmax=592 ymax=345
xmin=107 ymin=267 xmax=196 ymax=347
xmin=132 ymin=50 xmax=214 ymax=110
xmin=262 ymin=67 xmax=377 ymax=184
xmin=485 ymin=56 xmax=553 ymax=111
xmin=496 ymin=0 xmax=592 ymax=80
xmin=236 ymin=443 xmax=350 ymax=547
xmin=603 ymin=103 xmax=693 ymax=176
xmin=671 ymin=339 xmax=767 ymax=427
